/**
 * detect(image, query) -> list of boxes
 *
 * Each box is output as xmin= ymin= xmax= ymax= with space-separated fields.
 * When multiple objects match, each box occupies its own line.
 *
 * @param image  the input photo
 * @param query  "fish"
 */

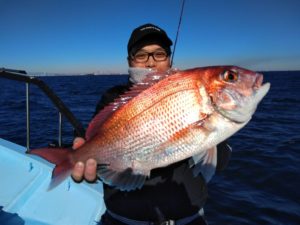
xmin=29 ymin=66 xmax=270 ymax=191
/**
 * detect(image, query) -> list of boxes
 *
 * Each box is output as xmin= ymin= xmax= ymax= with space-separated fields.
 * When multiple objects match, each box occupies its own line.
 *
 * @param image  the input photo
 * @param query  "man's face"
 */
xmin=128 ymin=44 xmax=171 ymax=73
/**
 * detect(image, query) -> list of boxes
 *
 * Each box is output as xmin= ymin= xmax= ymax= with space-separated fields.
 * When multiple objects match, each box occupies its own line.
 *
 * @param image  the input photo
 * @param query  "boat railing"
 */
xmin=0 ymin=68 xmax=85 ymax=151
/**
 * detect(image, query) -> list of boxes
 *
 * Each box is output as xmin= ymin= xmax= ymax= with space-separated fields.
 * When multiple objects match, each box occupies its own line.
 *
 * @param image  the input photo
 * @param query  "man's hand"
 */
xmin=71 ymin=137 xmax=97 ymax=182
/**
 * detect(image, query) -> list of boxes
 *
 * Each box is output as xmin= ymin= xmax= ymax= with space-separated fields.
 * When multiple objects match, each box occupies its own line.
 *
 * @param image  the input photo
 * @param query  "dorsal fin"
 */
xmin=85 ymin=68 xmax=179 ymax=141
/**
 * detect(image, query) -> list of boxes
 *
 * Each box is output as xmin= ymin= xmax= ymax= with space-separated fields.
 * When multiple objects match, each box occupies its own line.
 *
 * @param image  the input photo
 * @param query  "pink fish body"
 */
xmin=30 ymin=66 xmax=270 ymax=191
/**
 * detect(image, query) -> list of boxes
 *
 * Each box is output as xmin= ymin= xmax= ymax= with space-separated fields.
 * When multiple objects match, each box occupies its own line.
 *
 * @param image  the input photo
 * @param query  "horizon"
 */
xmin=23 ymin=68 xmax=300 ymax=77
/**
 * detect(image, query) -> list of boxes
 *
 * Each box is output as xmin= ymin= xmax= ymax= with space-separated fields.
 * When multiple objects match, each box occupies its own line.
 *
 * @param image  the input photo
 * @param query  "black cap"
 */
xmin=127 ymin=23 xmax=173 ymax=56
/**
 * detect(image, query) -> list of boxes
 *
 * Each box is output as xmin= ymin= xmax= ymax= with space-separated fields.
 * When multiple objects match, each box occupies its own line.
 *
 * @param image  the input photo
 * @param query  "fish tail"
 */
xmin=29 ymin=147 xmax=74 ymax=190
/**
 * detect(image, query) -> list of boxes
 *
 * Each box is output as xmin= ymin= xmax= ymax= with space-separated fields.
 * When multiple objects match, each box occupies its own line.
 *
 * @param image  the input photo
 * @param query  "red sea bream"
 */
xmin=30 ymin=66 xmax=270 ymax=191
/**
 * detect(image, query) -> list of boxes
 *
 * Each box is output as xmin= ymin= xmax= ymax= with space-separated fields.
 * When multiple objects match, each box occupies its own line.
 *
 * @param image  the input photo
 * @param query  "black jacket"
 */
xmin=94 ymin=83 xmax=231 ymax=221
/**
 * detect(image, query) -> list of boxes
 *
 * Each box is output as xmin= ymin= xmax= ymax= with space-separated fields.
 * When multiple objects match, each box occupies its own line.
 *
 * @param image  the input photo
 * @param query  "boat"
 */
xmin=0 ymin=69 xmax=105 ymax=225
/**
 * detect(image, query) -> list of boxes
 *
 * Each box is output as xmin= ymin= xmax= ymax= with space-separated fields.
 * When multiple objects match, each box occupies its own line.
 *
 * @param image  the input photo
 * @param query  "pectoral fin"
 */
xmin=189 ymin=146 xmax=218 ymax=183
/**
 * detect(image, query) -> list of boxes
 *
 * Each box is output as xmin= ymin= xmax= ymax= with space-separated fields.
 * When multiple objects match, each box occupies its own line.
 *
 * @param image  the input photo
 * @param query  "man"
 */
xmin=72 ymin=23 xmax=231 ymax=225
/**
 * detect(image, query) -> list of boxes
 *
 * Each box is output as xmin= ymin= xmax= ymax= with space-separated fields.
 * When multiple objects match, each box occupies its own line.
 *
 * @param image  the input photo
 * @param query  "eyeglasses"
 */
xmin=131 ymin=50 xmax=168 ymax=63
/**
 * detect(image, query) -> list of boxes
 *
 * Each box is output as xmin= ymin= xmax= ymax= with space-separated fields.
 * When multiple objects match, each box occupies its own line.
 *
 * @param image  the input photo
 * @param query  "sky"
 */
xmin=1 ymin=0 xmax=299 ymax=74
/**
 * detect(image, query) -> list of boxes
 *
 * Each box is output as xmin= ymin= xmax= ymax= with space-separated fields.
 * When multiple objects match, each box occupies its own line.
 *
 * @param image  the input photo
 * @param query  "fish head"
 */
xmin=203 ymin=66 xmax=270 ymax=123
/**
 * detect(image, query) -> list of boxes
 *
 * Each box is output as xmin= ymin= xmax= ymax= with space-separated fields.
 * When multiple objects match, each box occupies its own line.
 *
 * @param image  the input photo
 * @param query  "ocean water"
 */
xmin=0 ymin=71 xmax=299 ymax=224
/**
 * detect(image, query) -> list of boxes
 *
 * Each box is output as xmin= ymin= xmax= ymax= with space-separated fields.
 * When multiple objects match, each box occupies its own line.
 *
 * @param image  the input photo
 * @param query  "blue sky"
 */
xmin=1 ymin=0 xmax=299 ymax=74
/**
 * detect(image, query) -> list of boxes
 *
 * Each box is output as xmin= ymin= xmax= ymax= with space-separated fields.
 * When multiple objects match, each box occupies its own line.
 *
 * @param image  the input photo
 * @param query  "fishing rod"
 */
xmin=171 ymin=0 xmax=186 ymax=67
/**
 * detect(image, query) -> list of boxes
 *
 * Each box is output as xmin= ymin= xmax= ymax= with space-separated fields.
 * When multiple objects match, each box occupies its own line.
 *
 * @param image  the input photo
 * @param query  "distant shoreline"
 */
xmin=29 ymin=70 xmax=299 ymax=77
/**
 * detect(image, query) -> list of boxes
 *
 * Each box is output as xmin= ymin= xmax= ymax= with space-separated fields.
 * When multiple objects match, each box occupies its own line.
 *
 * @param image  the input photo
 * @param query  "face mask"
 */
xmin=128 ymin=67 xmax=156 ymax=84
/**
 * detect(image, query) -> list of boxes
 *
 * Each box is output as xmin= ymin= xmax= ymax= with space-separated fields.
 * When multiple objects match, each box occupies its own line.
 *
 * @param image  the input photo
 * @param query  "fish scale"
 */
xmin=99 ymin=81 xmax=203 ymax=162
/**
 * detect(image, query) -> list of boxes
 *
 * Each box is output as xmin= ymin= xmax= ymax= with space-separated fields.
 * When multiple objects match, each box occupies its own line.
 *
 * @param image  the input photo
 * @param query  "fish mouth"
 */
xmin=215 ymin=82 xmax=270 ymax=124
xmin=253 ymin=73 xmax=263 ymax=89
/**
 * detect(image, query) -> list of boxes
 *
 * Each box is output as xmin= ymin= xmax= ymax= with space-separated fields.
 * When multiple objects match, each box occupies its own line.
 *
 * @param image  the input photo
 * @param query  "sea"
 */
xmin=0 ymin=71 xmax=299 ymax=225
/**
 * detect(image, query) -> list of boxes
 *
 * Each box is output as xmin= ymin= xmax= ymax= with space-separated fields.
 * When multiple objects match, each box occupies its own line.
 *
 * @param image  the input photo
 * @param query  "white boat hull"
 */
xmin=0 ymin=138 xmax=105 ymax=225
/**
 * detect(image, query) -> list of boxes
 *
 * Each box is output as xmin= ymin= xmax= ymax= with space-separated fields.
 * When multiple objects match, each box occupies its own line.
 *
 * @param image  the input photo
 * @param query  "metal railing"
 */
xmin=0 ymin=68 xmax=85 ymax=151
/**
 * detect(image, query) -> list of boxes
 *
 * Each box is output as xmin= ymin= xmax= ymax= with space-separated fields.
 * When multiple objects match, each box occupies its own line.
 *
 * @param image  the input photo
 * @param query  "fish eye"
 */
xmin=221 ymin=70 xmax=238 ymax=83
